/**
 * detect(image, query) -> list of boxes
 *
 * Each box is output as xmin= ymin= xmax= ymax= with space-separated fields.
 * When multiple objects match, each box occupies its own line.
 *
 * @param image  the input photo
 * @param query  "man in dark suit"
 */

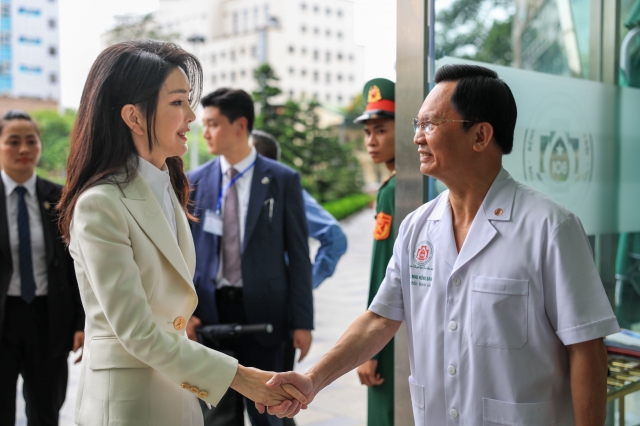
xmin=0 ymin=110 xmax=85 ymax=426
xmin=186 ymin=89 xmax=313 ymax=426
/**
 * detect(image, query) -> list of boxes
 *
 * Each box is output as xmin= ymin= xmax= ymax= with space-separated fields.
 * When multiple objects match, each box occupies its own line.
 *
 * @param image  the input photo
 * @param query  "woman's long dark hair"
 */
xmin=58 ymin=40 xmax=202 ymax=243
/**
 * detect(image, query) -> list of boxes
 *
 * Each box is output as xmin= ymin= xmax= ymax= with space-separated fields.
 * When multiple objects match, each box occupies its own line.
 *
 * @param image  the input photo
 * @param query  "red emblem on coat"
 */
xmin=416 ymin=245 xmax=429 ymax=262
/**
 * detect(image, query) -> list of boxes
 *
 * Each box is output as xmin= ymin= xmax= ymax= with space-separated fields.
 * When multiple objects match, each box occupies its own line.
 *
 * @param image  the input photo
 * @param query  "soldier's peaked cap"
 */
xmin=354 ymin=78 xmax=395 ymax=124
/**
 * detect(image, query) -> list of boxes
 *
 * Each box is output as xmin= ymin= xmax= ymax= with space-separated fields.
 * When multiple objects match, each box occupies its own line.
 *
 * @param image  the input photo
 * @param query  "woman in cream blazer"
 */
xmin=57 ymin=41 xmax=302 ymax=426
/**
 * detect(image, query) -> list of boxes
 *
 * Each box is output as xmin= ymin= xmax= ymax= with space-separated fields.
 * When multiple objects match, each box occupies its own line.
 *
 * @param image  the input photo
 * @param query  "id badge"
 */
xmin=203 ymin=209 xmax=223 ymax=236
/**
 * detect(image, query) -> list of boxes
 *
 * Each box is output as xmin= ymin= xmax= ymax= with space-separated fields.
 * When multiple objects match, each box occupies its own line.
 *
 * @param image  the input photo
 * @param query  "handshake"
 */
xmin=230 ymin=365 xmax=317 ymax=418
xmin=228 ymin=311 xmax=402 ymax=418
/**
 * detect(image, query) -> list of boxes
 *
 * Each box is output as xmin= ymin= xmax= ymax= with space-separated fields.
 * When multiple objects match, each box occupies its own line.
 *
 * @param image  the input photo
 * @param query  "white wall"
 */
xmin=157 ymin=0 xmax=363 ymax=106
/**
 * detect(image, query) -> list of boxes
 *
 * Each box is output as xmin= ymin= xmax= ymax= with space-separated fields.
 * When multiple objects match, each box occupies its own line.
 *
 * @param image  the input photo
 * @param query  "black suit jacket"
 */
xmin=0 ymin=176 xmax=84 ymax=357
xmin=188 ymin=155 xmax=313 ymax=347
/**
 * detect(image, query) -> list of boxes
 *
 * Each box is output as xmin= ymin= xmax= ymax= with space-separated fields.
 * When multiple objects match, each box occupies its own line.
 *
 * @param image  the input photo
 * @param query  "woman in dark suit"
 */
xmin=0 ymin=110 xmax=85 ymax=426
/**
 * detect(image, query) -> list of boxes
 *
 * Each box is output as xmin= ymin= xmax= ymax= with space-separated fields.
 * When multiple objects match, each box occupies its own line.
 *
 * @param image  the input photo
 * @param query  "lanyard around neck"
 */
xmin=216 ymin=160 xmax=257 ymax=214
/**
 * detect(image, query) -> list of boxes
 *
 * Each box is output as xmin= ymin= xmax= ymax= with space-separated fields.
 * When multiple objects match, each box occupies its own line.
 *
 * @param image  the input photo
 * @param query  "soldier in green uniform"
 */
xmin=354 ymin=78 xmax=396 ymax=426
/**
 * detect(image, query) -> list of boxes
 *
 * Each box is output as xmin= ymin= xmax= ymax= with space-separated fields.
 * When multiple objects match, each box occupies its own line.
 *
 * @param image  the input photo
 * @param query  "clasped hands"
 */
xmin=258 ymin=371 xmax=316 ymax=418
xmin=231 ymin=366 xmax=314 ymax=417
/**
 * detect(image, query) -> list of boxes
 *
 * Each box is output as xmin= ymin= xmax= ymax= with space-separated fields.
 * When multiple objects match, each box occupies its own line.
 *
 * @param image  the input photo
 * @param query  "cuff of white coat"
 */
xmin=369 ymin=301 xmax=405 ymax=322
xmin=556 ymin=316 xmax=621 ymax=346
xmin=202 ymin=355 xmax=239 ymax=407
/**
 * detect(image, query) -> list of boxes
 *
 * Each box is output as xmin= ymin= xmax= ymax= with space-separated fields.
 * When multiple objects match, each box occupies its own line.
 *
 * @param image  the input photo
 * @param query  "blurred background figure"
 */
xmin=251 ymin=129 xmax=347 ymax=289
xmin=353 ymin=78 xmax=396 ymax=426
xmin=0 ymin=110 xmax=84 ymax=426
xmin=187 ymin=88 xmax=314 ymax=426
xmin=251 ymin=129 xmax=347 ymax=426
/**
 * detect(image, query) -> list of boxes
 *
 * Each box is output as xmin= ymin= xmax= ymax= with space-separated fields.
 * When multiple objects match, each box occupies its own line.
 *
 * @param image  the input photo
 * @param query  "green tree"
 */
xmin=340 ymin=92 xmax=365 ymax=125
xmin=105 ymin=13 xmax=180 ymax=46
xmin=31 ymin=109 xmax=76 ymax=180
xmin=436 ymin=0 xmax=514 ymax=66
xmin=252 ymin=64 xmax=362 ymax=203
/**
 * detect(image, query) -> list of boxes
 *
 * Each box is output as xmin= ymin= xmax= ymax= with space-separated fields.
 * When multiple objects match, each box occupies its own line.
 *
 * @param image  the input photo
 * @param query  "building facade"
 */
xmin=156 ymin=0 xmax=364 ymax=106
xmin=0 ymin=0 xmax=59 ymax=101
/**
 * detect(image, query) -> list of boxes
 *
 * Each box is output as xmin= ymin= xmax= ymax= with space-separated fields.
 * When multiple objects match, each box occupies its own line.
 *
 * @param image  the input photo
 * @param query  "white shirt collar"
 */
xmin=426 ymin=167 xmax=516 ymax=222
xmin=220 ymin=146 xmax=257 ymax=176
xmin=137 ymin=156 xmax=171 ymax=200
xmin=2 ymin=170 xmax=37 ymax=197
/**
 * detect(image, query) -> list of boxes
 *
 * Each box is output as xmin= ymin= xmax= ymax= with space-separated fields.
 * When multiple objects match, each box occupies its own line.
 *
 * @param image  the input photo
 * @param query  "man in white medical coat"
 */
xmin=263 ymin=64 xmax=620 ymax=425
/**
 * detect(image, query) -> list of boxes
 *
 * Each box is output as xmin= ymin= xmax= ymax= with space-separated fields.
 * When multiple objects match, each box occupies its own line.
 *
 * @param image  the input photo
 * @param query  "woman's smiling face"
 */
xmin=151 ymin=67 xmax=196 ymax=160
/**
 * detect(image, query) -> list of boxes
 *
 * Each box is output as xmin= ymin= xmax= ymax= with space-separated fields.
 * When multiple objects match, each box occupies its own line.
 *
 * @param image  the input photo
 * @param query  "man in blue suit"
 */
xmin=186 ymin=88 xmax=313 ymax=426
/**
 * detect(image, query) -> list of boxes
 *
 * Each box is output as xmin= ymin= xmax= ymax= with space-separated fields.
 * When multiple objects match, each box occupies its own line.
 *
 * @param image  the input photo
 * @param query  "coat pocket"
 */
xmin=471 ymin=277 xmax=529 ymax=348
xmin=408 ymin=376 xmax=425 ymax=426
xmin=483 ymin=398 xmax=555 ymax=425
xmin=89 ymin=337 xmax=150 ymax=370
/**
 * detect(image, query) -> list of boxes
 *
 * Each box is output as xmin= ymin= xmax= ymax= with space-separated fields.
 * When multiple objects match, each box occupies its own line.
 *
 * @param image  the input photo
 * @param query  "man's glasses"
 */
xmin=413 ymin=117 xmax=479 ymax=135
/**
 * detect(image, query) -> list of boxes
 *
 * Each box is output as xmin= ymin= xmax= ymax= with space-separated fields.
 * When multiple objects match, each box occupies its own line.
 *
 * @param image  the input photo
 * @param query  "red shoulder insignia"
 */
xmin=373 ymin=212 xmax=392 ymax=241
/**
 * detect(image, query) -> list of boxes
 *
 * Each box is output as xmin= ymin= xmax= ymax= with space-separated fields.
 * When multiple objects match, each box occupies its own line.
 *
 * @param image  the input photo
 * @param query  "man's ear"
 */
xmin=472 ymin=122 xmax=495 ymax=153
xmin=121 ymin=104 xmax=145 ymax=136
xmin=234 ymin=116 xmax=248 ymax=136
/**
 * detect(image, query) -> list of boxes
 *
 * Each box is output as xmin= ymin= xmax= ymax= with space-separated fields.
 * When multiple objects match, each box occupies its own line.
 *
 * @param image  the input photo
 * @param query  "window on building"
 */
xmin=18 ymin=36 xmax=41 ymax=45
xmin=240 ymin=46 xmax=246 ymax=55
xmin=337 ymin=73 xmax=342 ymax=82
xmin=233 ymin=12 xmax=239 ymax=34
xmin=337 ymin=94 xmax=343 ymax=102
xmin=1 ymin=5 xmax=9 ymax=17
xmin=301 ymin=2 xmax=307 ymax=10
xmin=301 ymin=25 xmax=307 ymax=33
xmin=289 ymin=67 xmax=294 ymax=75
xmin=301 ymin=47 xmax=307 ymax=55
xmin=325 ymin=51 xmax=331 ymax=62
xmin=349 ymin=74 xmax=354 ymax=82
xmin=289 ymin=45 xmax=295 ymax=53
xmin=0 ymin=32 xmax=10 ymax=45
xmin=231 ymin=50 xmax=236 ymax=61
xmin=231 ymin=71 xmax=236 ymax=82
xmin=325 ymin=93 xmax=331 ymax=102
xmin=325 ymin=7 xmax=331 ymax=15
xmin=254 ymin=7 xmax=259 ymax=30
xmin=221 ymin=51 xmax=226 ymax=59
xmin=301 ymin=69 xmax=307 ymax=77
xmin=264 ymin=4 xmax=269 ymax=24
xmin=18 ymin=7 xmax=41 ymax=16
xmin=313 ymin=71 xmax=318 ymax=82
xmin=251 ymin=45 xmax=257 ymax=58
xmin=0 ymin=61 xmax=10 ymax=75
xmin=243 ymin=9 xmax=248 ymax=32
xmin=313 ymin=27 xmax=319 ymax=35
xmin=49 ymin=46 xmax=56 ymax=56
xmin=313 ymin=5 xmax=319 ymax=13
xmin=313 ymin=50 xmax=318 ymax=60
xmin=212 ymin=75 xmax=217 ymax=84
xmin=325 ymin=73 xmax=331 ymax=84
xmin=337 ymin=52 xmax=343 ymax=61
xmin=325 ymin=29 xmax=331 ymax=37
xmin=337 ymin=31 xmax=343 ymax=40
xmin=348 ymin=53 xmax=354 ymax=61
xmin=240 ymin=69 xmax=246 ymax=77
xmin=49 ymin=73 xmax=57 ymax=84
xmin=289 ymin=90 xmax=294 ymax=97
xmin=337 ymin=9 xmax=343 ymax=17
xmin=211 ymin=54 xmax=216 ymax=64
xmin=49 ymin=18 xmax=56 ymax=29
